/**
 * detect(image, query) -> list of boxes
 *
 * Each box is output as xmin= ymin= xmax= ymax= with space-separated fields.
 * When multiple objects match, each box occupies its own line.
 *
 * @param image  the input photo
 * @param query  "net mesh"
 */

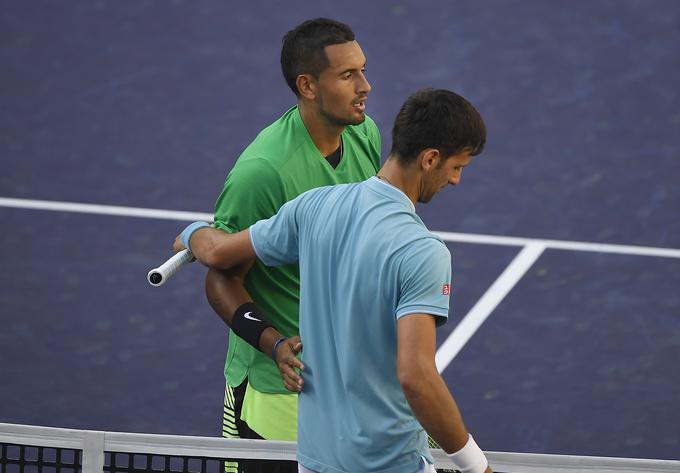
xmin=0 ymin=445 xmax=288 ymax=473
xmin=427 ymin=436 xmax=458 ymax=473
xmin=106 ymin=453 xmax=294 ymax=473
xmin=2 ymin=423 xmax=680 ymax=473
xmin=0 ymin=444 xmax=460 ymax=473
xmin=1 ymin=443 xmax=81 ymax=473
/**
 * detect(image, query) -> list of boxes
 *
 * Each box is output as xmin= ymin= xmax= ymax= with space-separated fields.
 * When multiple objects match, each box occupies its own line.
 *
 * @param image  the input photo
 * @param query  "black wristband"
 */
xmin=230 ymin=302 xmax=274 ymax=352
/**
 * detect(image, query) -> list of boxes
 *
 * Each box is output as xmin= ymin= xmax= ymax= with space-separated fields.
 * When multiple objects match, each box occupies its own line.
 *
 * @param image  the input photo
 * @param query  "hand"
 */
xmin=173 ymin=234 xmax=186 ymax=253
xmin=174 ymin=221 xmax=210 ymax=254
xmin=275 ymin=336 xmax=304 ymax=392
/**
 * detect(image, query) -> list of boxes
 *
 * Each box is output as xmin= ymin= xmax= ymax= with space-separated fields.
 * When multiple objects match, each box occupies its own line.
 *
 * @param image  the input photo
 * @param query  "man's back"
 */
xmin=251 ymin=176 xmax=452 ymax=473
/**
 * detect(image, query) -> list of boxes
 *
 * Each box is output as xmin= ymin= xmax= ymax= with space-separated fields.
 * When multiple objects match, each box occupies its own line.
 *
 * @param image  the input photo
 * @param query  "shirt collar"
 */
xmin=293 ymin=105 xmax=347 ymax=162
xmin=366 ymin=176 xmax=416 ymax=212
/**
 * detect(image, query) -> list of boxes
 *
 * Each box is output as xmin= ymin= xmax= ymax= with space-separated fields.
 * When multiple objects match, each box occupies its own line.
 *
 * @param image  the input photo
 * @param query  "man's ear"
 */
xmin=296 ymin=74 xmax=317 ymax=100
xmin=419 ymin=148 xmax=441 ymax=171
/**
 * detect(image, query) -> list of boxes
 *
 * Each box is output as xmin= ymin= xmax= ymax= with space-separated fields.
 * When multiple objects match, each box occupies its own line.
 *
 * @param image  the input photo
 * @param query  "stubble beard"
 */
xmin=417 ymin=175 xmax=439 ymax=203
xmin=318 ymin=94 xmax=366 ymax=127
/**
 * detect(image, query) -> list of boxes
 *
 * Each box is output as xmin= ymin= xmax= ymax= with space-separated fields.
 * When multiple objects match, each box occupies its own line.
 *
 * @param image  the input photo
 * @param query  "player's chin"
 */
xmin=347 ymin=111 xmax=366 ymax=125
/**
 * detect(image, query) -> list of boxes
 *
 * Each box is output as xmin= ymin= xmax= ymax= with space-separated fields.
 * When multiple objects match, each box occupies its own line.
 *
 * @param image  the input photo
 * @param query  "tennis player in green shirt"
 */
xmin=207 ymin=18 xmax=380 ymax=472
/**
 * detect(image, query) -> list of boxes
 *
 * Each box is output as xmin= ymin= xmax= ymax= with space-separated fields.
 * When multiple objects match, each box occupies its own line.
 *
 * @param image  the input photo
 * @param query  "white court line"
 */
xmin=0 ymin=197 xmax=212 ymax=222
xmin=3 ymin=196 xmax=679 ymax=371
xmin=2 ymin=196 xmax=679 ymax=258
xmin=435 ymin=243 xmax=546 ymax=372
xmin=433 ymin=230 xmax=680 ymax=259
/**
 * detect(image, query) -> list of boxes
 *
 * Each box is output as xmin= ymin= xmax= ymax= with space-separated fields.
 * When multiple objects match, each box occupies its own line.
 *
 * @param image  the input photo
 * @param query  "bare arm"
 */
xmin=174 ymin=226 xmax=303 ymax=391
xmin=173 ymin=227 xmax=255 ymax=270
xmin=205 ymin=264 xmax=303 ymax=392
xmin=204 ymin=260 xmax=255 ymax=326
xmin=397 ymin=314 xmax=491 ymax=472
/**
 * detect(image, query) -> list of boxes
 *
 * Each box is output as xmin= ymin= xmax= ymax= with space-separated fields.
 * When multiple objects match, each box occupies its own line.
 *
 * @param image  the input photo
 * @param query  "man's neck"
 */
xmin=376 ymin=157 xmax=420 ymax=205
xmin=298 ymin=101 xmax=344 ymax=157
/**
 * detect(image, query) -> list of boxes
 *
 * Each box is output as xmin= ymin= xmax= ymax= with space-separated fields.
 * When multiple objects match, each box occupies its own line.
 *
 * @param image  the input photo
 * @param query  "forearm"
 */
xmin=175 ymin=223 xmax=256 ymax=270
xmin=205 ymin=265 xmax=283 ymax=353
xmin=205 ymin=266 xmax=252 ymax=326
xmin=204 ymin=266 xmax=304 ymax=392
xmin=404 ymin=371 xmax=491 ymax=472
xmin=402 ymin=366 xmax=469 ymax=453
xmin=397 ymin=314 xmax=491 ymax=472
xmin=190 ymin=228 xmax=254 ymax=269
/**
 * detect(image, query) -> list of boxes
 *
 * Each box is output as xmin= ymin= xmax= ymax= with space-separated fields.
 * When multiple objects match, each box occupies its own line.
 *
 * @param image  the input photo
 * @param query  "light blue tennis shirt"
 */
xmin=250 ymin=176 xmax=452 ymax=473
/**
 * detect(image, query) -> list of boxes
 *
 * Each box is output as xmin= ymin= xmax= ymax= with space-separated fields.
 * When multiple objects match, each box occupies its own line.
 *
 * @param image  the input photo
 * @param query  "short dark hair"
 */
xmin=281 ymin=18 xmax=355 ymax=97
xmin=390 ymin=89 xmax=486 ymax=165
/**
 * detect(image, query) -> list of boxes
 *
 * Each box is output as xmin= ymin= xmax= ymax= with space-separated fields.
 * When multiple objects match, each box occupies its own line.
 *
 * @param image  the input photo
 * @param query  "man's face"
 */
xmin=419 ymin=151 xmax=472 ymax=203
xmin=314 ymin=41 xmax=371 ymax=127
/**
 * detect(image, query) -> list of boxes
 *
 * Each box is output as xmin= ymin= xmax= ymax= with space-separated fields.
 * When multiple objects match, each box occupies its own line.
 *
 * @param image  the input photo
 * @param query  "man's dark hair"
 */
xmin=390 ymin=89 xmax=486 ymax=165
xmin=281 ymin=18 xmax=355 ymax=97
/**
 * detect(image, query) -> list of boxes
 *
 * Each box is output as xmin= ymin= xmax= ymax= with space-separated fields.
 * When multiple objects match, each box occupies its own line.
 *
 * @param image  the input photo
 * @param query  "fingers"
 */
xmin=287 ymin=336 xmax=304 ymax=357
xmin=173 ymin=235 xmax=186 ymax=252
xmin=282 ymin=369 xmax=303 ymax=392
xmin=276 ymin=337 xmax=304 ymax=392
xmin=285 ymin=340 xmax=304 ymax=372
xmin=279 ymin=361 xmax=303 ymax=392
xmin=280 ymin=350 xmax=304 ymax=382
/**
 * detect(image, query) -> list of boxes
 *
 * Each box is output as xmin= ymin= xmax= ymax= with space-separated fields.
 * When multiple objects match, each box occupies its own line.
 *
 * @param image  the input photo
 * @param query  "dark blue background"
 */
xmin=1 ymin=0 xmax=679 ymax=461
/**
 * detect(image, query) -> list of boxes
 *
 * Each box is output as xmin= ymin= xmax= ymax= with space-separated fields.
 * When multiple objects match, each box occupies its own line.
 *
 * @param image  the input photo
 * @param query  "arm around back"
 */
xmin=204 ymin=258 xmax=304 ymax=391
xmin=174 ymin=226 xmax=257 ymax=270
xmin=205 ymin=261 xmax=255 ymax=326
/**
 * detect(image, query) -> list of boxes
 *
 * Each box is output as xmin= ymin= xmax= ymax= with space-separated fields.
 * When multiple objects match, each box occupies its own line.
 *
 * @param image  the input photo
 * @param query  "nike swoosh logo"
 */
xmin=243 ymin=311 xmax=262 ymax=322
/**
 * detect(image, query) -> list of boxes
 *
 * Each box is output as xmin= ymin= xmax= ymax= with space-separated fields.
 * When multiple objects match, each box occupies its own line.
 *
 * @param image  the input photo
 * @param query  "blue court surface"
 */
xmin=1 ymin=0 xmax=679 ymax=462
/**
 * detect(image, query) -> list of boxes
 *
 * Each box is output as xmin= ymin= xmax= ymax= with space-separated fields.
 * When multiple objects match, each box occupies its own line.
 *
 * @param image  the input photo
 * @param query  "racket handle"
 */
xmin=147 ymin=249 xmax=195 ymax=287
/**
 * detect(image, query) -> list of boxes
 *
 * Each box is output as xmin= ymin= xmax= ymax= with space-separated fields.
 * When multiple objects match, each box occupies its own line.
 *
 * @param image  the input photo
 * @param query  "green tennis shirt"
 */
xmin=214 ymin=105 xmax=381 ymax=393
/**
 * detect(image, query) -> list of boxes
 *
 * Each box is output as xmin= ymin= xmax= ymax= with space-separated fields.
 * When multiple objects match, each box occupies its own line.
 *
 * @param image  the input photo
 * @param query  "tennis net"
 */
xmin=2 ymin=423 xmax=678 ymax=473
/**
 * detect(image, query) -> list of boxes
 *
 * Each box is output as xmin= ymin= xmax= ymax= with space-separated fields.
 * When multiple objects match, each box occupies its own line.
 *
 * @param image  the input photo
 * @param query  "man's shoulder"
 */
xmin=275 ymin=182 xmax=362 ymax=237
xmin=250 ymin=106 xmax=298 ymax=143
xmin=238 ymin=106 xmax=307 ymax=166
xmin=409 ymin=234 xmax=449 ymax=256
xmin=390 ymin=226 xmax=450 ymax=266
xmin=295 ymin=181 xmax=358 ymax=211
xmin=227 ymin=155 xmax=281 ymax=186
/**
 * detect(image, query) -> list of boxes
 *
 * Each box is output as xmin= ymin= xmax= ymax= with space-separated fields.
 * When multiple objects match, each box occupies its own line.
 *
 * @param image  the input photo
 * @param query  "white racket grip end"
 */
xmin=147 ymin=249 xmax=195 ymax=287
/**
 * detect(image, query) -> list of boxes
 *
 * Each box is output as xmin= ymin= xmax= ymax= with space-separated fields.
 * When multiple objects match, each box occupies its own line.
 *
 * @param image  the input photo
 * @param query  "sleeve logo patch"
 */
xmin=442 ymin=283 xmax=451 ymax=295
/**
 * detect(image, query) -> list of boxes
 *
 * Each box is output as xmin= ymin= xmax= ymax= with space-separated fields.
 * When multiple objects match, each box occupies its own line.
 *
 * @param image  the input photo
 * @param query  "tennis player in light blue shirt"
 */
xmin=250 ymin=176 xmax=451 ymax=472
xmin=176 ymin=89 xmax=492 ymax=473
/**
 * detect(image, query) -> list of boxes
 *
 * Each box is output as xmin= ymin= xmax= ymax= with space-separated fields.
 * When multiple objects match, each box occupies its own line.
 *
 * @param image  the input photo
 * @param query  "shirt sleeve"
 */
xmin=395 ymin=237 xmax=452 ymax=325
xmin=213 ymin=158 xmax=286 ymax=234
xmin=249 ymin=193 xmax=307 ymax=267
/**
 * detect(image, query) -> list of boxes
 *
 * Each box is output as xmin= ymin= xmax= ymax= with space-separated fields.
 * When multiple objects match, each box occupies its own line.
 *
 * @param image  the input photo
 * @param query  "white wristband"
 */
xmin=447 ymin=434 xmax=488 ymax=473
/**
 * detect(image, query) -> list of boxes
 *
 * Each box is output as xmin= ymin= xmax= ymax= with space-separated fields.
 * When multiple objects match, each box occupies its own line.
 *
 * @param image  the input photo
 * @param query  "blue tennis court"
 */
xmin=1 ymin=0 xmax=678 ymax=463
